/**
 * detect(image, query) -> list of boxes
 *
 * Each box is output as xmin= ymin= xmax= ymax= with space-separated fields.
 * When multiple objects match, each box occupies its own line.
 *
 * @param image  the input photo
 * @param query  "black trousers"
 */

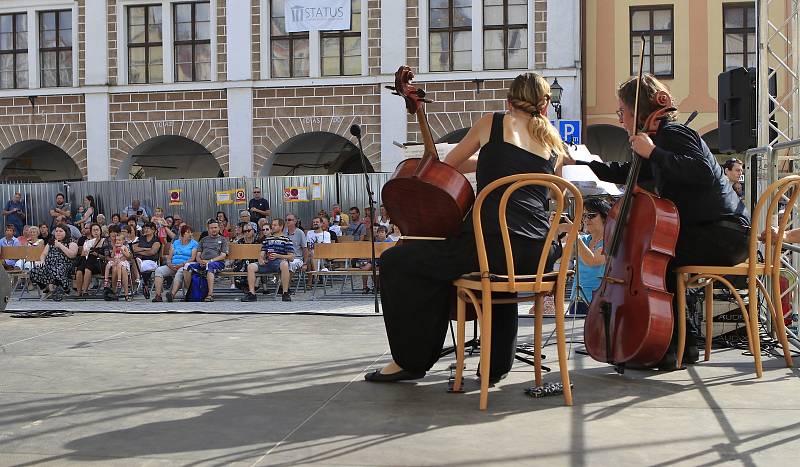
xmin=379 ymin=225 xmax=559 ymax=377
xmin=666 ymin=222 xmax=750 ymax=348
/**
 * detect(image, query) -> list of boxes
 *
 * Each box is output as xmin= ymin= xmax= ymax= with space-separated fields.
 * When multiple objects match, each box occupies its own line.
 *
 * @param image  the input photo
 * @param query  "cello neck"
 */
xmin=415 ymin=107 xmax=440 ymax=162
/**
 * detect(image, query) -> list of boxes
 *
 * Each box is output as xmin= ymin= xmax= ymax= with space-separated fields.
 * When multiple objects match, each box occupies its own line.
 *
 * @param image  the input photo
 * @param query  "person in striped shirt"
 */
xmin=242 ymin=218 xmax=294 ymax=302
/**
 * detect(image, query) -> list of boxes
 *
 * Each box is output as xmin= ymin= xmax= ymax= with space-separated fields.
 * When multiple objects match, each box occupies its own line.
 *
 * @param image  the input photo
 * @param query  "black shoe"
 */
xmin=282 ymin=292 xmax=291 ymax=302
xmin=684 ymin=345 xmax=700 ymax=365
xmin=165 ymin=291 xmax=173 ymax=302
xmin=152 ymin=295 xmax=162 ymax=302
xmin=362 ymin=287 xmax=372 ymax=295
xmin=142 ymin=285 xmax=150 ymax=300
xmin=242 ymin=292 xmax=257 ymax=302
xmin=656 ymin=350 xmax=681 ymax=371
xmin=364 ymin=369 xmax=426 ymax=382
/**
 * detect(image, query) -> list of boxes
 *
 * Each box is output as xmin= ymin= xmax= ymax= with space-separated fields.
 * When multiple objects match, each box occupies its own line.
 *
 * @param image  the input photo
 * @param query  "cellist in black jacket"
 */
xmin=566 ymin=74 xmax=750 ymax=369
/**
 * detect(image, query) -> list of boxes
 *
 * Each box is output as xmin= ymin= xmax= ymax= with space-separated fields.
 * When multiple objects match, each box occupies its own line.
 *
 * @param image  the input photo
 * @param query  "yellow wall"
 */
xmin=584 ymin=0 xmax=787 ymax=138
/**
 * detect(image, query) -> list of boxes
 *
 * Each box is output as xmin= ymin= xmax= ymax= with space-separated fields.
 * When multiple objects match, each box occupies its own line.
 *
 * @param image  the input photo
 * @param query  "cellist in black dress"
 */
xmin=366 ymin=73 xmax=565 ymax=383
xmin=567 ymin=74 xmax=750 ymax=369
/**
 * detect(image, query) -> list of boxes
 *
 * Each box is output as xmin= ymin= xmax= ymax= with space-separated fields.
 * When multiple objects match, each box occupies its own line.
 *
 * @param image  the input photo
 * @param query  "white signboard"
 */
xmin=284 ymin=0 xmax=352 ymax=33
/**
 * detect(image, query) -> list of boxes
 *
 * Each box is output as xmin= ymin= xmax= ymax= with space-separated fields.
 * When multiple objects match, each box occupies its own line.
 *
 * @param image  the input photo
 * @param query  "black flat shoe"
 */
xmin=364 ymin=369 xmax=425 ymax=383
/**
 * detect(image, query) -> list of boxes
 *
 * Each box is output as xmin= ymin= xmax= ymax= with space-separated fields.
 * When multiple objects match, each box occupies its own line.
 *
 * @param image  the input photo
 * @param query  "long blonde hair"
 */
xmin=506 ymin=73 xmax=567 ymax=165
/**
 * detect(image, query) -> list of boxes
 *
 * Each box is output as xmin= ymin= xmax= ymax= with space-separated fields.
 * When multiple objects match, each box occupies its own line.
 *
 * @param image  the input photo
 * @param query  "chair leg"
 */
xmin=533 ymin=294 xmax=543 ymax=387
xmin=453 ymin=290 xmax=466 ymax=393
xmin=704 ymin=283 xmax=714 ymax=361
xmin=478 ymin=288 xmax=492 ymax=411
xmin=771 ymin=275 xmax=794 ymax=368
xmin=553 ymin=289 xmax=573 ymax=406
xmin=748 ymin=282 xmax=763 ymax=378
xmin=676 ymin=273 xmax=687 ymax=368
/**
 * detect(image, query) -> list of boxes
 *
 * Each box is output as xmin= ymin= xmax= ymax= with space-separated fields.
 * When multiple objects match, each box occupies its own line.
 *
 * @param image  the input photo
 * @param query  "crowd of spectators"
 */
xmin=0 ymin=188 xmax=400 ymax=303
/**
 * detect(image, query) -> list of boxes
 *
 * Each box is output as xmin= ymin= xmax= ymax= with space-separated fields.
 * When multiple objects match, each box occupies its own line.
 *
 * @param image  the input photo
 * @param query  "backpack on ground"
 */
xmin=187 ymin=271 xmax=209 ymax=302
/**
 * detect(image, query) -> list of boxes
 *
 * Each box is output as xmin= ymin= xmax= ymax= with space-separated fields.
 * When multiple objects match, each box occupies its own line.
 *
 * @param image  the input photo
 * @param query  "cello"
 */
xmin=382 ymin=66 xmax=475 ymax=239
xmin=583 ymin=37 xmax=680 ymax=370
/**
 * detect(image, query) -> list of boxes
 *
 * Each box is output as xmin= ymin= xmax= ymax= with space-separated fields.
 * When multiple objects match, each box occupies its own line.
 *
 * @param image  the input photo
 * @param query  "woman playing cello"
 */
xmin=366 ymin=72 xmax=565 ymax=384
xmin=567 ymin=74 xmax=750 ymax=369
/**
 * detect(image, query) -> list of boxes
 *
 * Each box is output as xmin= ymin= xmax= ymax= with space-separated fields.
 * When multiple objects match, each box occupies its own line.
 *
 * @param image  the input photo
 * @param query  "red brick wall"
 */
xmin=108 ymin=91 xmax=230 ymax=178
xmin=0 ymin=96 xmax=88 ymax=177
xmin=253 ymin=85 xmax=382 ymax=175
xmin=406 ymin=79 xmax=512 ymax=142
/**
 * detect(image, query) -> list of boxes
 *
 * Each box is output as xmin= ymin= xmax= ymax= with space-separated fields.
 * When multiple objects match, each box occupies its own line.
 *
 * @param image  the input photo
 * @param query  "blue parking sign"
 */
xmin=558 ymin=120 xmax=581 ymax=145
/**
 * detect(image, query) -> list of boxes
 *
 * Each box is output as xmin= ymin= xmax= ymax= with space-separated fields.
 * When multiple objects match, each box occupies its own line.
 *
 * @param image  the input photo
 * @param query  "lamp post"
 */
xmin=550 ymin=78 xmax=563 ymax=120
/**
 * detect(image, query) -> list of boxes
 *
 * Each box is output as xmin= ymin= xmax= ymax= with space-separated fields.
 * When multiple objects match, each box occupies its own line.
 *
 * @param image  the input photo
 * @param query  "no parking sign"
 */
xmin=234 ymin=188 xmax=246 ymax=204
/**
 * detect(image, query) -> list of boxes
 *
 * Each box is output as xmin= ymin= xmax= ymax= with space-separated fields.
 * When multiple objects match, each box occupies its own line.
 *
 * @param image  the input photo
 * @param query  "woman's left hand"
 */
xmin=630 ymin=133 xmax=656 ymax=158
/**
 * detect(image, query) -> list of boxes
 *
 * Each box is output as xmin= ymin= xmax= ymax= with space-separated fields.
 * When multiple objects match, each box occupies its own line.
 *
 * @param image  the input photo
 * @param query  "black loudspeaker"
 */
xmin=718 ymin=67 xmax=757 ymax=153
xmin=718 ymin=67 xmax=778 ymax=153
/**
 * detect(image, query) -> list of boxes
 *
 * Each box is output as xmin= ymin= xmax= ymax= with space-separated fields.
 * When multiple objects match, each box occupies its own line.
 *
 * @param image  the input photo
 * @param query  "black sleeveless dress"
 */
xmin=379 ymin=113 xmax=560 ymax=378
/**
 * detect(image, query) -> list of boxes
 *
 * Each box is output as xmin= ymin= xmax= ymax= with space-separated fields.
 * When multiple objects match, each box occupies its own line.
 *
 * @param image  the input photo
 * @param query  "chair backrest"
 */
xmin=338 ymin=235 xmax=355 ymax=243
xmin=226 ymin=243 xmax=263 ymax=260
xmin=754 ymin=175 xmax=800 ymax=279
xmin=471 ymin=173 xmax=583 ymax=294
xmin=0 ymin=245 xmax=45 ymax=262
xmin=313 ymin=242 xmax=396 ymax=260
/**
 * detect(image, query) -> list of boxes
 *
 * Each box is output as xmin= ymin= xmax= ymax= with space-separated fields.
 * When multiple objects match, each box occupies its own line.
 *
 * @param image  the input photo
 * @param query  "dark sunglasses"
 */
xmin=253 ymin=191 xmax=261 ymax=193
xmin=583 ymin=213 xmax=599 ymax=219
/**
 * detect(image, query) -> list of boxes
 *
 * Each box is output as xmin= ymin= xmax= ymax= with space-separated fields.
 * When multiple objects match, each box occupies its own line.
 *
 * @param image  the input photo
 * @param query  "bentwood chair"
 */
xmin=676 ymin=175 xmax=800 ymax=377
xmin=452 ymin=174 xmax=583 ymax=410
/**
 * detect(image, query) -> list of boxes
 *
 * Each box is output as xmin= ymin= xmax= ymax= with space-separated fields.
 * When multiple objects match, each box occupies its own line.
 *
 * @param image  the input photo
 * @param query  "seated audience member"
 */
xmin=183 ymin=220 xmax=229 ymax=302
xmin=242 ymin=218 xmax=293 ymax=303
xmin=110 ymin=213 xmax=122 ymax=228
xmin=132 ymin=221 xmax=162 ymax=299
xmin=126 ymin=217 xmax=141 ymax=234
xmin=282 ymin=213 xmax=308 ymax=274
xmin=388 ymin=224 xmax=402 ymax=242
xmin=154 ymin=224 xmax=198 ymax=302
xmin=331 ymin=204 xmax=349 ymax=226
xmin=15 ymin=226 xmax=42 ymax=270
xmin=760 ymin=227 xmax=800 ymax=244
xmin=76 ymin=223 xmax=106 ymax=296
xmin=216 ymin=211 xmax=232 ymax=238
xmin=16 ymin=225 xmax=30 ymax=245
xmin=95 ymin=214 xmax=108 ymax=236
xmin=238 ymin=210 xmax=259 ymax=233
xmin=54 ymin=215 xmax=81 ymax=239
xmin=256 ymin=218 xmax=269 ymax=241
xmin=306 ymin=216 xmax=332 ymax=272
xmin=122 ymin=199 xmax=150 ymax=225
xmin=29 ymin=224 xmax=78 ymax=301
xmin=107 ymin=232 xmax=133 ymax=301
xmin=38 ymin=223 xmax=52 ymax=244
xmin=230 ymin=222 xmax=259 ymax=291
xmin=165 ymin=214 xmax=183 ymax=241
xmin=378 ymin=204 xmax=391 ymax=229
xmin=321 ymin=214 xmax=340 ymax=239
xmin=232 ymin=223 xmax=244 ymax=243
xmin=0 ymin=224 xmax=20 ymax=270
xmin=360 ymin=225 xmax=392 ymax=293
xmin=100 ymin=226 xmax=121 ymax=293
xmin=346 ymin=207 xmax=366 ymax=240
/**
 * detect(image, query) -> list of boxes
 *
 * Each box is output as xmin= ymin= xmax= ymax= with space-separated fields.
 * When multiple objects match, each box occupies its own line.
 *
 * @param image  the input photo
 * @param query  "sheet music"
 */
xmin=562 ymin=165 xmax=622 ymax=196
xmin=401 ymin=142 xmax=477 ymax=191
xmin=569 ymin=144 xmax=603 ymax=163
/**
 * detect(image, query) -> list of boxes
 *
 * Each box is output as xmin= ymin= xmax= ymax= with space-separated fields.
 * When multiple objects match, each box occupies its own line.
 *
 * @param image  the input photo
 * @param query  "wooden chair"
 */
xmin=676 ymin=175 xmax=800 ymax=376
xmin=452 ymin=174 xmax=583 ymax=410
xmin=0 ymin=245 xmax=45 ymax=299
xmin=309 ymin=242 xmax=396 ymax=297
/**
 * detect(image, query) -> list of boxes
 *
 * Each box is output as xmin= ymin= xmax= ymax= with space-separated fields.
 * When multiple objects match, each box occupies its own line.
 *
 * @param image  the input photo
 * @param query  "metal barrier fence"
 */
xmin=0 ymin=173 xmax=392 ymax=232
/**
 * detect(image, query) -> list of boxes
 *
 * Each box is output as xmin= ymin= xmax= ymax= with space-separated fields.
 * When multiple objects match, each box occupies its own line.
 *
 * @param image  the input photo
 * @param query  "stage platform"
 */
xmin=0 ymin=308 xmax=798 ymax=466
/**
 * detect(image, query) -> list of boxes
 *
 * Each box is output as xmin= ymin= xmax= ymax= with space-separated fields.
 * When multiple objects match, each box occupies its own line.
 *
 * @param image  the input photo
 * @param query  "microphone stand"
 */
xmin=350 ymin=125 xmax=380 ymax=314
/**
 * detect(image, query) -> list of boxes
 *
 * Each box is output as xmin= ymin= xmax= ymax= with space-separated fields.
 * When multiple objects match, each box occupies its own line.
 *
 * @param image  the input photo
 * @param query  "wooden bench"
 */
xmin=216 ymin=243 xmax=297 ymax=297
xmin=0 ymin=245 xmax=45 ymax=299
xmin=308 ymin=242 xmax=396 ymax=298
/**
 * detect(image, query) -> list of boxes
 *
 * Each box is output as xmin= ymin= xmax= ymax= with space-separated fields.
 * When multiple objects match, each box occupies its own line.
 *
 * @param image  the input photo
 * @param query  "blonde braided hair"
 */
xmin=507 ymin=73 xmax=566 ymax=166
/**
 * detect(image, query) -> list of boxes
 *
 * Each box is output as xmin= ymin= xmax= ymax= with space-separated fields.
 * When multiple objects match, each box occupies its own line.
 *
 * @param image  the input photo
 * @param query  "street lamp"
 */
xmin=550 ymin=78 xmax=563 ymax=120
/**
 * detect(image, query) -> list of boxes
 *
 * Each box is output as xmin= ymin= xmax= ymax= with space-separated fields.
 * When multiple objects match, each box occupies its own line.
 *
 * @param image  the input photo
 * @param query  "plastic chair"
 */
xmin=675 ymin=175 xmax=800 ymax=376
xmin=452 ymin=174 xmax=583 ymax=409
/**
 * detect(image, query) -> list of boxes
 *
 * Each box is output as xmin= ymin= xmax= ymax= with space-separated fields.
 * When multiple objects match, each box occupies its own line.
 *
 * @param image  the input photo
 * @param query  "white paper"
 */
xmin=562 ymin=165 xmax=622 ymax=196
xmin=569 ymin=144 xmax=603 ymax=163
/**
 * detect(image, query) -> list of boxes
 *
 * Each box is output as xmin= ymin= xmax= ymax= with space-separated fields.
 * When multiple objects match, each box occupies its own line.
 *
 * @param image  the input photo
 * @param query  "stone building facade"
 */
xmin=0 ymin=0 xmax=580 ymax=182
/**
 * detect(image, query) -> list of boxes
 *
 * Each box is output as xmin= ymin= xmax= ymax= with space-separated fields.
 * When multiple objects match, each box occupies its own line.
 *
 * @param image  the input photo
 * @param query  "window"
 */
xmin=128 ymin=5 xmax=163 ymax=84
xmin=321 ymin=0 xmax=361 ymax=76
xmin=630 ymin=6 xmax=673 ymax=77
xmin=270 ymin=0 xmax=309 ymax=77
xmin=429 ymin=0 xmax=472 ymax=72
xmin=723 ymin=3 xmax=756 ymax=71
xmin=483 ymin=0 xmax=527 ymax=70
xmin=174 ymin=2 xmax=211 ymax=82
xmin=39 ymin=10 xmax=72 ymax=87
xmin=0 ymin=13 xmax=27 ymax=89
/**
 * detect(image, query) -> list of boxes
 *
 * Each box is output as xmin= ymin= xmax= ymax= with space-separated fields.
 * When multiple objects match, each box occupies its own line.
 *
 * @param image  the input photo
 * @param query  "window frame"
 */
xmin=629 ymin=5 xmax=674 ymax=79
xmin=429 ymin=0 xmax=473 ymax=72
xmin=127 ymin=4 xmax=164 ymax=84
xmin=483 ymin=0 xmax=528 ymax=70
xmin=722 ymin=2 xmax=756 ymax=71
xmin=269 ymin=0 xmax=310 ymax=78
xmin=172 ymin=0 xmax=211 ymax=82
xmin=38 ymin=9 xmax=72 ymax=88
xmin=320 ymin=0 xmax=361 ymax=77
xmin=0 ymin=12 xmax=28 ymax=89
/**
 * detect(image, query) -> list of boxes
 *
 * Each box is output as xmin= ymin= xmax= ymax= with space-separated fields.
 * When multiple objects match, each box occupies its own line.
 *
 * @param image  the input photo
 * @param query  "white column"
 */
xmin=382 ymin=0 xmax=406 ymax=74
xmin=84 ymin=0 xmax=108 ymax=85
xmin=227 ymin=87 xmax=254 ymax=177
xmin=546 ymin=0 xmax=579 ymax=70
xmin=380 ymin=85 xmax=408 ymax=172
xmin=226 ymin=0 xmax=252 ymax=81
xmin=163 ymin=1 xmax=175 ymax=83
xmin=27 ymin=11 xmax=39 ymax=89
xmin=309 ymin=31 xmax=321 ymax=78
xmin=471 ymin=0 xmax=483 ymax=71
xmin=85 ymin=93 xmax=110 ymax=180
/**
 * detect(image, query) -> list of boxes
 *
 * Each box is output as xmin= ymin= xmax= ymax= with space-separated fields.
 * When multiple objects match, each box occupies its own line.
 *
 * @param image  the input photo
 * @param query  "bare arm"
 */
xmin=442 ymin=113 xmax=492 ymax=173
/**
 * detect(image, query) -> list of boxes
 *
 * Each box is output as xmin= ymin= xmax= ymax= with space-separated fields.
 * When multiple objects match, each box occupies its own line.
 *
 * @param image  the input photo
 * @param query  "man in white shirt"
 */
xmin=306 ymin=216 xmax=331 ymax=274
xmin=282 ymin=212 xmax=307 ymax=273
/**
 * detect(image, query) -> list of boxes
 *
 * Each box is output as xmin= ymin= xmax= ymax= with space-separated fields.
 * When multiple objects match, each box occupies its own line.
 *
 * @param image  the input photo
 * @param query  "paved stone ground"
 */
xmin=1 ymin=303 xmax=799 ymax=466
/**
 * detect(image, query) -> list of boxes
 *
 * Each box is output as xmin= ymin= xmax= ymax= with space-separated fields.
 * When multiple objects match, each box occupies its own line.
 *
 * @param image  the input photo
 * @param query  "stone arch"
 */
xmin=414 ymin=112 xmax=484 ymax=144
xmin=254 ymin=115 xmax=380 ymax=176
xmin=110 ymin=120 xmax=229 ymax=179
xmin=0 ymin=124 xmax=87 ymax=178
